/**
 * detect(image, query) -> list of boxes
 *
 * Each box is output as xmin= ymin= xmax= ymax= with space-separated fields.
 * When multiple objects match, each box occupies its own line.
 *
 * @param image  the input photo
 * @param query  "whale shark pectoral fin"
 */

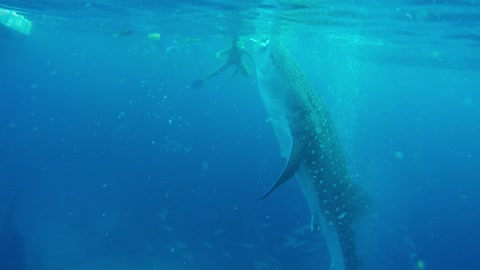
xmin=260 ymin=140 xmax=302 ymax=200
xmin=260 ymin=157 xmax=300 ymax=200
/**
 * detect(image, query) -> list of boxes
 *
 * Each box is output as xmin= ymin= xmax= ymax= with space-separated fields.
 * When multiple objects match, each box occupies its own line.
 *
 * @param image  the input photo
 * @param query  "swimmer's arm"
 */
xmin=216 ymin=48 xmax=230 ymax=59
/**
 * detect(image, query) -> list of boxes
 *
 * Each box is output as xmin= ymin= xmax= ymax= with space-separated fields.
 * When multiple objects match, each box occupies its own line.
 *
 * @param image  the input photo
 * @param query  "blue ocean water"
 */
xmin=1 ymin=1 xmax=479 ymax=270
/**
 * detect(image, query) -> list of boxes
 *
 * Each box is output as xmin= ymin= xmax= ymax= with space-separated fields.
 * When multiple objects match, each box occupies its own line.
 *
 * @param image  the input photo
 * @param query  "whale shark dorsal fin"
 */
xmin=260 ymin=139 xmax=301 ymax=200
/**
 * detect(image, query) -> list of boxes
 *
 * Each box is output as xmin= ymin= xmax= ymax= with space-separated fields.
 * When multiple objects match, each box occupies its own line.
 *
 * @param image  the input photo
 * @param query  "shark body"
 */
xmin=254 ymin=39 xmax=367 ymax=270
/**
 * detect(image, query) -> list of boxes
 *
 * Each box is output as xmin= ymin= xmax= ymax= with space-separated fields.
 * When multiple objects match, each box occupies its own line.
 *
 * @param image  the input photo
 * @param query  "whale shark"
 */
xmin=253 ymin=38 xmax=369 ymax=270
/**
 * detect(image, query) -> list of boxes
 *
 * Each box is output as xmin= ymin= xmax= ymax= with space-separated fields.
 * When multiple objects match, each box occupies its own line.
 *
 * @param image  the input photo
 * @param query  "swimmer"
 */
xmin=192 ymin=37 xmax=253 ymax=89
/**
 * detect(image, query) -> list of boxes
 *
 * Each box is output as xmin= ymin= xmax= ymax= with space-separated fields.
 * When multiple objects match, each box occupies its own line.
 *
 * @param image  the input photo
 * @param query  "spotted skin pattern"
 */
xmin=255 ymin=39 xmax=368 ymax=270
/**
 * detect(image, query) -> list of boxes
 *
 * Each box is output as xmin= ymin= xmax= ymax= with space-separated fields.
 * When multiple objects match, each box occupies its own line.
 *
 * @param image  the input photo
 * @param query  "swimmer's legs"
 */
xmin=192 ymin=64 xmax=230 ymax=89
xmin=228 ymin=68 xmax=240 ymax=80
xmin=227 ymin=61 xmax=250 ymax=80
xmin=240 ymin=61 xmax=250 ymax=77
xmin=202 ymin=64 xmax=229 ymax=81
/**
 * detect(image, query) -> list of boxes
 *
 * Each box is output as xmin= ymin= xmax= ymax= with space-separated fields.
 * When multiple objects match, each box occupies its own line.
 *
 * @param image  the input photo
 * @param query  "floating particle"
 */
xmin=338 ymin=212 xmax=348 ymax=220
xmin=394 ymin=151 xmax=404 ymax=159
xmin=148 ymin=32 xmax=161 ymax=40
xmin=416 ymin=259 xmax=425 ymax=269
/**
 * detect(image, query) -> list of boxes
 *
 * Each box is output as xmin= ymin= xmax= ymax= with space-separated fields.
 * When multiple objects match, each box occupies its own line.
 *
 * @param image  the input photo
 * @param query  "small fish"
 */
xmin=113 ymin=29 xmax=133 ymax=37
xmin=173 ymin=241 xmax=187 ymax=249
xmin=202 ymin=241 xmax=214 ymax=248
xmin=254 ymin=223 xmax=272 ymax=230
xmin=240 ymin=243 xmax=255 ymax=249
xmin=220 ymin=249 xmax=232 ymax=259
xmin=294 ymin=224 xmax=312 ymax=235
xmin=156 ymin=209 xmax=168 ymax=221
xmin=282 ymin=235 xmax=297 ymax=247
xmin=213 ymin=229 xmax=224 ymax=236
xmin=160 ymin=224 xmax=173 ymax=231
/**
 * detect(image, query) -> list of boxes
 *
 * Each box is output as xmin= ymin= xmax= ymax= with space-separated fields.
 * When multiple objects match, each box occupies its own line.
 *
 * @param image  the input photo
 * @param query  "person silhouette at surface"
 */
xmin=192 ymin=37 xmax=253 ymax=89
